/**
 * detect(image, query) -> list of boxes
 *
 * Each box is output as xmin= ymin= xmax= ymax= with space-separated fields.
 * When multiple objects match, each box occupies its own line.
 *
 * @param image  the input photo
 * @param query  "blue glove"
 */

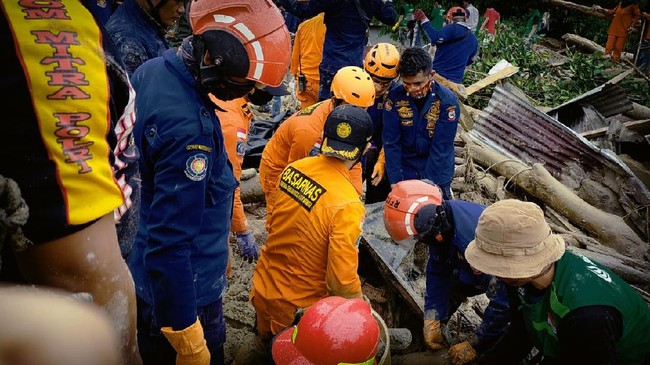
xmin=236 ymin=231 xmax=259 ymax=263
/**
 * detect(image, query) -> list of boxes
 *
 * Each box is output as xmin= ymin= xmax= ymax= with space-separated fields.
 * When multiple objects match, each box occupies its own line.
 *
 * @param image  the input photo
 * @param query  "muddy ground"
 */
xmin=221 ymin=199 xmax=485 ymax=364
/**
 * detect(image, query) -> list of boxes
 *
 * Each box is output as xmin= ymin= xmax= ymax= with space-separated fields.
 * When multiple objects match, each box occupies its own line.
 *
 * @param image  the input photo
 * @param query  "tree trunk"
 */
xmin=462 ymin=133 xmax=649 ymax=261
xmin=562 ymin=33 xmax=634 ymax=61
xmin=548 ymin=0 xmax=608 ymax=19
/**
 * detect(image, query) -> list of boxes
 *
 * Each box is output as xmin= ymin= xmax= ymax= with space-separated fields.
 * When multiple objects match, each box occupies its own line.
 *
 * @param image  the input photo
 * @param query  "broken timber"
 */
xmin=580 ymin=119 xmax=650 ymax=139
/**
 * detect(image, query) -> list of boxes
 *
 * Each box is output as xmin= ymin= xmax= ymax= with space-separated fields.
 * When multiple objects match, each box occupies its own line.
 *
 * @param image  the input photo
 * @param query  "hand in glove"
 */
xmin=236 ymin=230 xmax=259 ymax=263
xmin=423 ymin=319 xmax=445 ymax=351
xmin=449 ymin=341 xmax=477 ymax=365
xmin=413 ymin=9 xmax=429 ymax=24
xmin=371 ymin=149 xmax=386 ymax=186
xmin=161 ymin=318 xmax=211 ymax=365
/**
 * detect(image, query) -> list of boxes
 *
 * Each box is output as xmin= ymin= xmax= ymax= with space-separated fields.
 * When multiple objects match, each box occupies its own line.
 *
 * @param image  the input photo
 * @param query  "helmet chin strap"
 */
xmin=415 ymin=202 xmax=451 ymax=243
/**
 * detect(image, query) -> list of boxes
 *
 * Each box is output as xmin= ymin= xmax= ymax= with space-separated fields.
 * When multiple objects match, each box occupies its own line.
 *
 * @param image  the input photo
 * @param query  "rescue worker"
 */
xmin=595 ymin=0 xmax=641 ymax=63
xmin=248 ymin=105 xmax=374 ymax=363
xmin=259 ymin=66 xmax=375 ymax=228
xmin=382 ymin=47 xmax=460 ymax=200
xmin=212 ymin=86 xmax=290 ymax=264
xmin=362 ymin=43 xmax=400 ymax=204
xmin=274 ymin=0 xmax=397 ymax=101
xmin=107 ymin=0 xmax=186 ymax=258
xmin=384 ymin=180 xmax=510 ymax=365
xmin=128 ymin=0 xmax=290 ymax=363
xmin=271 ymin=296 xmax=381 ymax=365
xmin=290 ymin=12 xmax=326 ymax=109
xmin=106 ymin=0 xmax=186 ymax=75
xmin=414 ymin=7 xmax=478 ymax=99
xmin=465 ymin=199 xmax=650 ymax=364
xmin=1 ymin=2 xmax=141 ymax=364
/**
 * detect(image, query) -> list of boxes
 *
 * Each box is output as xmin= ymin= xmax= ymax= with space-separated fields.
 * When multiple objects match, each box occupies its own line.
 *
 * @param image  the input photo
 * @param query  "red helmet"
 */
xmin=384 ymin=180 xmax=443 ymax=246
xmin=189 ymin=0 xmax=290 ymax=86
xmin=271 ymin=296 xmax=379 ymax=365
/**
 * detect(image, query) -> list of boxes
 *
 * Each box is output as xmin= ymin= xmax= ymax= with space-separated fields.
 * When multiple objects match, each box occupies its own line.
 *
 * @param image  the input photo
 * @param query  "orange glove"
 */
xmin=449 ymin=341 xmax=477 ymax=365
xmin=423 ymin=319 xmax=444 ymax=351
xmin=371 ymin=149 xmax=386 ymax=186
xmin=161 ymin=318 xmax=211 ymax=365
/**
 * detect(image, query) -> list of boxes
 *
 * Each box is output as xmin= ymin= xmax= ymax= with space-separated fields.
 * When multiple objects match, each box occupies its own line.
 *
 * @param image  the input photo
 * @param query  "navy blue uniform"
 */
xmin=106 ymin=0 xmax=171 ymax=76
xmin=426 ymin=200 xmax=510 ymax=353
xmin=130 ymin=48 xmax=237 ymax=364
xmin=277 ymin=0 xmax=397 ymax=100
xmin=421 ymin=21 xmax=478 ymax=83
xmin=383 ymin=82 xmax=459 ymax=197
xmin=364 ymin=85 xmax=395 ymax=204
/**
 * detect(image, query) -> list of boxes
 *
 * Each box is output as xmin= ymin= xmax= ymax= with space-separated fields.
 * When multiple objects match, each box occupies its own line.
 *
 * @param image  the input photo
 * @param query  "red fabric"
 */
xmin=483 ymin=8 xmax=500 ymax=35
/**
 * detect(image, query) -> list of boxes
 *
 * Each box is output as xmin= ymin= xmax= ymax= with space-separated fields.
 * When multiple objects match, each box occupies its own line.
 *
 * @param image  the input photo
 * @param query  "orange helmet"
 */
xmin=331 ymin=66 xmax=376 ymax=107
xmin=384 ymin=180 xmax=443 ymax=246
xmin=271 ymin=296 xmax=379 ymax=365
xmin=364 ymin=43 xmax=400 ymax=79
xmin=189 ymin=0 xmax=290 ymax=86
xmin=446 ymin=6 xmax=467 ymax=21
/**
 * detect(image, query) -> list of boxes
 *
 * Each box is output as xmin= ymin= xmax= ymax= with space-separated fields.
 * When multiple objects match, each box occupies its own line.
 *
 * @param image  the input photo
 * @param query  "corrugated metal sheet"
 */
xmin=547 ymin=83 xmax=632 ymax=119
xmin=469 ymin=85 xmax=650 ymax=239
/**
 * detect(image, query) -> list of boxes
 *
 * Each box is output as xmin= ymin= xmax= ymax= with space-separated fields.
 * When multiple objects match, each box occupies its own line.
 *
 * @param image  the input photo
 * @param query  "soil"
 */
xmin=223 ymin=203 xmax=267 ymax=364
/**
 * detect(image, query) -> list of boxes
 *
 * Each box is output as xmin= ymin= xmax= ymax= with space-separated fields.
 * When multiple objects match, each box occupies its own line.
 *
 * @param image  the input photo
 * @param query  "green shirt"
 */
xmin=430 ymin=6 xmax=445 ymax=30
xmin=519 ymin=252 xmax=650 ymax=364
xmin=525 ymin=9 xmax=542 ymax=37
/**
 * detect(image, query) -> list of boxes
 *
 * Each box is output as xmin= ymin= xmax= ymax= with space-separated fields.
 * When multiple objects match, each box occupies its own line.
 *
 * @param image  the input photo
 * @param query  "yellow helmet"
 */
xmin=330 ymin=66 xmax=376 ymax=107
xmin=364 ymin=43 xmax=400 ymax=79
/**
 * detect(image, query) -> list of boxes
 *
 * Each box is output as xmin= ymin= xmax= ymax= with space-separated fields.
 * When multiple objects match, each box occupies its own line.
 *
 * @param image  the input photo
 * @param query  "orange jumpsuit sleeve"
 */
xmin=326 ymin=203 xmax=365 ymax=298
xmin=350 ymin=163 xmax=363 ymax=196
xmin=290 ymin=29 xmax=301 ymax=76
xmin=215 ymin=97 xmax=249 ymax=233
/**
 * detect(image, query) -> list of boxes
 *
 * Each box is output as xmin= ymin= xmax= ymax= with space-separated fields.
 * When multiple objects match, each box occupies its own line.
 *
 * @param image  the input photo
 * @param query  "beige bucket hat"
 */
xmin=465 ymin=199 xmax=566 ymax=279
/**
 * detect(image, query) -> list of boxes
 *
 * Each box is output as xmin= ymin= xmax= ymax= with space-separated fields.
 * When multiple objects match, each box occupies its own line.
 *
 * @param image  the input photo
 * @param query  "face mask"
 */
xmin=405 ymin=79 xmax=432 ymax=99
xmin=247 ymin=88 xmax=273 ymax=106
xmin=199 ymin=61 xmax=255 ymax=101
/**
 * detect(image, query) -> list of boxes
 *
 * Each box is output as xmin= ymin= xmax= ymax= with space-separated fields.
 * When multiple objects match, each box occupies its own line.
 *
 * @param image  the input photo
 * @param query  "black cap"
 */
xmin=321 ymin=105 xmax=373 ymax=161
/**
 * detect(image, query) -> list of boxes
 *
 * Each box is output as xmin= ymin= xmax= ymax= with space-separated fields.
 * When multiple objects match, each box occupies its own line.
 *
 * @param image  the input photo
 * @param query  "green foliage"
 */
xmin=464 ymin=21 xmax=649 ymax=110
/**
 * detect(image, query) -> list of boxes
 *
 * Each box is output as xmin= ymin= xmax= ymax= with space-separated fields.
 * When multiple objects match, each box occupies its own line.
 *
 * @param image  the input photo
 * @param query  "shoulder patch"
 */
xmin=236 ymin=140 xmax=246 ymax=157
xmin=185 ymin=153 xmax=208 ymax=181
xmin=278 ymin=166 xmax=326 ymax=211
xmin=447 ymin=106 xmax=457 ymax=121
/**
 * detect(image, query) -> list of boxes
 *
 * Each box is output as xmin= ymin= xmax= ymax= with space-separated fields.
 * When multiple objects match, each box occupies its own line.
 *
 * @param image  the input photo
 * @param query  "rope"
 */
xmin=0 ymin=175 xmax=31 ymax=257
xmin=504 ymin=167 xmax=533 ymax=190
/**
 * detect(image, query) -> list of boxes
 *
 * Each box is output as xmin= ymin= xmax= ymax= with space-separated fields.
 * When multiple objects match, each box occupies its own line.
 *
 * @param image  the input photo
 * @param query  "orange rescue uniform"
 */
xmin=259 ymin=99 xmax=363 ymax=228
xmin=250 ymin=155 xmax=365 ymax=338
xmin=290 ymin=13 xmax=326 ymax=109
xmin=212 ymin=96 xmax=253 ymax=233
xmin=605 ymin=2 xmax=641 ymax=62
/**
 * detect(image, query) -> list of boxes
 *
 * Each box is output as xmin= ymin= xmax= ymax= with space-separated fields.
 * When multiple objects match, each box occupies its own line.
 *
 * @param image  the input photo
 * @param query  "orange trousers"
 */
xmin=605 ymin=34 xmax=628 ymax=62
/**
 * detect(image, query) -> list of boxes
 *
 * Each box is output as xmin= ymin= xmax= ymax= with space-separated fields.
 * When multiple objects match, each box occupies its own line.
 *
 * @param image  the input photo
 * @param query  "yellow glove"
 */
xmin=423 ymin=319 xmax=445 ymax=351
xmin=371 ymin=149 xmax=386 ymax=186
xmin=161 ymin=318 xmax=211 ymax=365
xmin=449 ymin=341 xmax=477 ymax=365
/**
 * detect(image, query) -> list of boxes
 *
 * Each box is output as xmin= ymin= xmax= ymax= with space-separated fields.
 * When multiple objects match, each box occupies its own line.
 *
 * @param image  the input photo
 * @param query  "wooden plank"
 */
xmin=466 ymin=65 xmax=519 ymax=96
xmin=360 ymin=237 xmax=424 ymax=319
xmin=580 ymin=119 xmax=650 ymax=139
